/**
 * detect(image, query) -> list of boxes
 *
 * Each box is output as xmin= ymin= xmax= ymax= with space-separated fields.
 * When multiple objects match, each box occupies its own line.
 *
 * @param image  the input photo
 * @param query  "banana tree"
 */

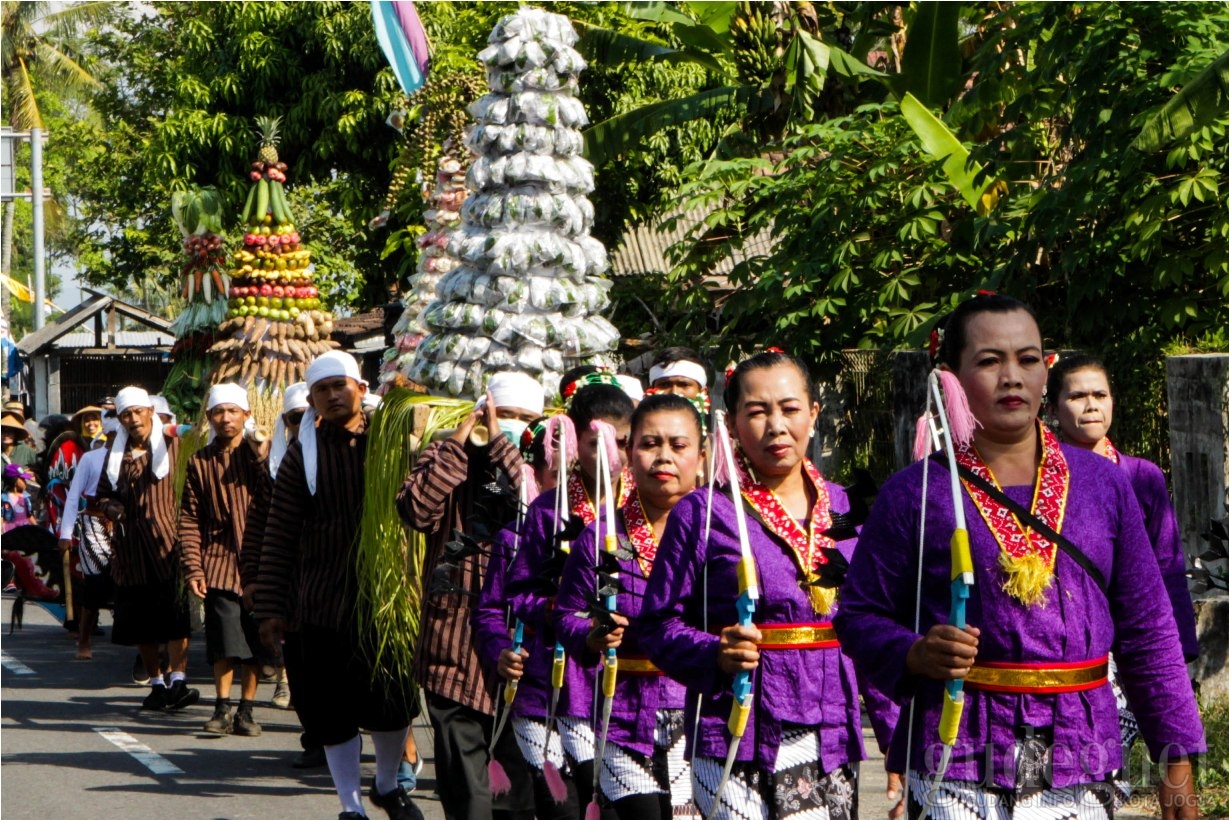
xmin=579 ymin=1 xmax=889 ymax=167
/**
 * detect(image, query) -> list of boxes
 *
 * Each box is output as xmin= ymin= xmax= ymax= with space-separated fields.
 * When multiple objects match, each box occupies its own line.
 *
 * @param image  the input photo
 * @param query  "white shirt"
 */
xmin=58 ymin=446 xmax=106 ymax=541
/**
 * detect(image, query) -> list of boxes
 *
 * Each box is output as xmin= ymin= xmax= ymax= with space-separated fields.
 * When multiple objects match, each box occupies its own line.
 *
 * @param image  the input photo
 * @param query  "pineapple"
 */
xmin=255 ymin=116 xmax=282 ymax=165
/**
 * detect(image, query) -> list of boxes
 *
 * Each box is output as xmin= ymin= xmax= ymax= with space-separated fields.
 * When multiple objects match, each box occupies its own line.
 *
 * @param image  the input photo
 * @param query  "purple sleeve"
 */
xmin=473 ymin=527 xmax=517 ymax=676
xmin=506 ymin=493 xmax=557 ymax=630
xmin=1104 ymin=475 xmax=1206 ymax=760
xmin=638 ymin=494 xmax=722 ymax=695
xmin=832 ymin=472 xmax=927 ymax=702
xmin=554 ymin=525 xmax=599 ymax=665
xmin=1126 ymin=457 xmax=1199 ymax=661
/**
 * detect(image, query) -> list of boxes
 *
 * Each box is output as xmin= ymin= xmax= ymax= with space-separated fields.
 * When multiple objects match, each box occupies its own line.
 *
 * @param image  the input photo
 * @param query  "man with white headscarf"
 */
xmin=179 ymin=383 xmax=268 ymax=739
xmin=96 ymin=386 xmax=200 ymax=712
xmin=254 ymin=352 xmax=422 ymax=820
xmin=398 ymin=369 xmax=545 ymax=820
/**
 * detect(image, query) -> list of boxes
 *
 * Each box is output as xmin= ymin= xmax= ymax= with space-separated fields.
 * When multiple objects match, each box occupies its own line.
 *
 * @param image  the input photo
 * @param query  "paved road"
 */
xmin=1 ymin=594 xmax=1153 ymax=820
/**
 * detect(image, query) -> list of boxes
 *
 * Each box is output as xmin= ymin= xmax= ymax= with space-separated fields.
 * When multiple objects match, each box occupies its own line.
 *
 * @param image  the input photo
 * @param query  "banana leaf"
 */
xmin=899 ymin=92 xmax=1002 ymax=215
xmin=1132 ymin=47 xmax=1229 ymax=152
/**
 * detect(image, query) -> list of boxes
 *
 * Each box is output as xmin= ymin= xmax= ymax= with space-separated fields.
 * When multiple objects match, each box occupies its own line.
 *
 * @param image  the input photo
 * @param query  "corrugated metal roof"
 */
xmin=54 ymin=330 xmax=174 ymax=349
xmin=608 ymin=206 xmax=776 ymax=284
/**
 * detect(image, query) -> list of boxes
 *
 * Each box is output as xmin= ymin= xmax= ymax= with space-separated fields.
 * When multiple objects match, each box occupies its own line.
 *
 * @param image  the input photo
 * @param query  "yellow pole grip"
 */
xmin=938 ymin=690 xmax=965 ymax=748
xmin=551 ymin=655 xmax=566 ymax=689
xmin=727 ymin=695 xmax=752 ymax=738
xmin=504 ymin=681 xmax=518 ymax=705
xmin=602 ymin=659 xmax=618 ymax=698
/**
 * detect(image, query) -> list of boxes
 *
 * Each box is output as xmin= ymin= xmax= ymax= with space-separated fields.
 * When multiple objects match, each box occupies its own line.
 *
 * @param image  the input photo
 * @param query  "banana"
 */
xmin=255 ymin=178 xmax=270 ymax=225
xmin=273 ymin=181 xmax=294 ymax=225
xmin=240 ymin=184 xmax=256 ymax=225
xmin=269 ymin=181 xmax=287 ymax=224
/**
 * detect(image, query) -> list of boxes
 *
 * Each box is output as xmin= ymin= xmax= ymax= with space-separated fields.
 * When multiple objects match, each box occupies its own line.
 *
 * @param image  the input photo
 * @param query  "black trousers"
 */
xmin=426 ymin=690 xmax=534 ymax=820
xmin=291 ymin=623 xmax=415 ymax=747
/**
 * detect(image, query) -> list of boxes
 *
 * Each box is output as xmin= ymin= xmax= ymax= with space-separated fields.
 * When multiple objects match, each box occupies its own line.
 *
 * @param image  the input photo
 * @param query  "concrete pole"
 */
xmin=31 ymin=128 xmax=45 ymax=331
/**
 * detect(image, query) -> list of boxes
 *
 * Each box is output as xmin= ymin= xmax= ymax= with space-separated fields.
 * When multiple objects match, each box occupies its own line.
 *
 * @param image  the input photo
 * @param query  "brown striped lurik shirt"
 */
xmin=238 ymin=465 xmax=273 ymax=593
xmin=398 ymin=435 xmax=523 ymax=715
xmin=178 ymin=440 xmax=265 ymax=596
xmin=254 ymin=414 xmax=368 ymax=632
xmin=95 ymin=433 xmax=182 ymax=587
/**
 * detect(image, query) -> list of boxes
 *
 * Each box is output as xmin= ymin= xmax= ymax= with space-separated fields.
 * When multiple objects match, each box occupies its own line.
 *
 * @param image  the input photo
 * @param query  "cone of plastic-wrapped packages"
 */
xmin=379 ymin=150 xmax=471 ymax=393
xmin=405 ymin=6 xmax=620 ymax=401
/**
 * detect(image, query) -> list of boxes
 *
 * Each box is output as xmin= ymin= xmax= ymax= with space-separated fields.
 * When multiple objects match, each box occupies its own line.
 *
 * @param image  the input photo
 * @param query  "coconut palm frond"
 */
xmin=8 ymin=58 xmax=43 ymax=129
xmin=33 ymin=40 xmax=102 ymax=91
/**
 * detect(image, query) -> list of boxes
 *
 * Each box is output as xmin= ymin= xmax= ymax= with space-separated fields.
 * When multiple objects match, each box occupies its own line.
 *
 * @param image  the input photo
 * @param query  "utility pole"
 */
xmin=0 ymin=127 xmax=49 ymax=331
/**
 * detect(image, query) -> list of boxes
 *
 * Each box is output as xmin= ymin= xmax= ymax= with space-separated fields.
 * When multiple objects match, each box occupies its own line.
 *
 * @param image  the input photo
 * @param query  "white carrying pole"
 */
xmin=30 ymin=128 xmax=46 ymax=331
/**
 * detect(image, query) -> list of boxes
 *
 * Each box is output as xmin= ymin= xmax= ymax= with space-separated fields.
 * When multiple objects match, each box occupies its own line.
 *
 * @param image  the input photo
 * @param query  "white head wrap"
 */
xmin=150 ymin=394 xmax=177 ymax=427
xmin=300 ymin=351 xmax=366 ymax=495
xmin=270 ymin=382 xmax=310 ymax=479
xmin=206 ymin=383 xmax=250 ymax=412
xmin=487 ymin=371 xmax=545 ymax=415
xmin=107 ymin=386 xmax=168 ymax=486
xmin=204 ymin=383 xmax=252 ymax=443
xmin=649 ymin=360 xmax=708 ymax=389
xmin=615 ymin=374 xmax=644 ymax=402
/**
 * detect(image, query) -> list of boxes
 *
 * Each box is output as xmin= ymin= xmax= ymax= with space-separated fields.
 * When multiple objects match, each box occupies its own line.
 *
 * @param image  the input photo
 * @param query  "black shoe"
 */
xmin=131 ymin=654 xmax=150 ymax=685
xmin=141 ymin=685 xmax=168 ymax=710
xmin=203 ymin=704 xmax=232 ymax=735
xmin=369 ymin=780 xmax=424 ymax=820
xmin=232 ymin=708 xmax=262 ymax=737
xmin=163 ymin=680 xmax=200 ymax=712
xmin=291 ymin=746 xmax=327 ymax=769
xmin=339 ymin=813 xmax=367 ymax=820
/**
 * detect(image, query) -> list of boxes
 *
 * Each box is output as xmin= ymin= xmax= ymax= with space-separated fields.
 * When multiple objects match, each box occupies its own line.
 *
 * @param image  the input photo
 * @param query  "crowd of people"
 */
xmin=2 ymin=293 xmax=1204 ymax=820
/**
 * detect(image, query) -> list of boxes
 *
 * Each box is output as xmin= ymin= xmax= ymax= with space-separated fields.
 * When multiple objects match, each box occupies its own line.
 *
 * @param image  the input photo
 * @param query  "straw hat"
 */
xmin=72 ymin=405 xmax=104 ymax=421
xmin=3 ymin=401 xmax=25 ymax=422
xmin=2 ymin=413 xmax=28 ymax=437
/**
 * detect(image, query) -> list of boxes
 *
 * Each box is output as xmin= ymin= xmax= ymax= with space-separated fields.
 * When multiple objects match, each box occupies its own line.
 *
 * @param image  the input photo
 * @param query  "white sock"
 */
xmin=150 ymin=675 xmax=165 ymax=688
xmin=371 ymin=727 xmax=411 ymax=795
xmin=324 ymin=735 xmax=364 ymax=815
xmin=169 ymin=671 xmax=185 ymax=684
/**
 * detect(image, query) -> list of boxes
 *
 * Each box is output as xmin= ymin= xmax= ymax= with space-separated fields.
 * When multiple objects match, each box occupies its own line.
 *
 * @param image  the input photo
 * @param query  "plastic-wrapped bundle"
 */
xmin=489 ymin=8 xmax=579 ymax=48
xmin=486 ymin=67 xmax=580 ymax=94
xmin=470 ymin=152 xmax=594 ymax=194
xmin=467 ymin=123 xmax=584 ymax=157
xmin=460 ymin=192 xmax=590 ymax=235
xmin=468 ymin=92 xmax=589 ymax=129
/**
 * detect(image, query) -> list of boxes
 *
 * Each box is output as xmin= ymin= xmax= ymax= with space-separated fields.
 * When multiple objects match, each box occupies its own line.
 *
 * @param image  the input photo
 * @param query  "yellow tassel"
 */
xmin=998 ymin=550 xmax=1054 ymax=607
xmin=808 ymin=583 xmax=836 ymax=615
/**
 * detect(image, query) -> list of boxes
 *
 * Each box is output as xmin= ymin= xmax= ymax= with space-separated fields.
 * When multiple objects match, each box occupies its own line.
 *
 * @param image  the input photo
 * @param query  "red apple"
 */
xmin=272 ymin=286 xmax=284 ymax=298
xmin=259 ymin=284 xmax=273 ymax=297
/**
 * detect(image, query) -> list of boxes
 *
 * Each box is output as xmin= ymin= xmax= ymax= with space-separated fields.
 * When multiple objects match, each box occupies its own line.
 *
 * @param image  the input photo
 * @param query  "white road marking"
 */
xmin=94 ymin=728 xmax=184 ymax=775
xmin=1 ymin=650 xmax=36 ymax=675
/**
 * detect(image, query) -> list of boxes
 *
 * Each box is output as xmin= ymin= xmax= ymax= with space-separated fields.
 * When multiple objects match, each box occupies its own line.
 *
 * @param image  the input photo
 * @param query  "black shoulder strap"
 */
xmin=953 ymin=462 xmax=1108 ymax=597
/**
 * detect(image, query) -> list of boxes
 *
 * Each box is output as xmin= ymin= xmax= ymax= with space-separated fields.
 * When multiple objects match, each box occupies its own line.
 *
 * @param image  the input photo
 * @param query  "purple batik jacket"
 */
xmin=1119 ymin=453 xmax=1199 ymax=662
xmin=473 ymin=525 xmax=545 ymax=695
xmin=555 ymin=511 xmax=688 ymax=758
xmin=833 ymin=444 xmax=1205 ymax=790
xmin=504 ymin=488 xmax=596 ymax=721
xmin=639 ymin=483 xmax=899 ymax=772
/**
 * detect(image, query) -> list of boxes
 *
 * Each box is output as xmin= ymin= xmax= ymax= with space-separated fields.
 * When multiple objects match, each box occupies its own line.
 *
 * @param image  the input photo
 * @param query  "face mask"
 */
xmin=498 ymin=419 xmax=529 ymax=445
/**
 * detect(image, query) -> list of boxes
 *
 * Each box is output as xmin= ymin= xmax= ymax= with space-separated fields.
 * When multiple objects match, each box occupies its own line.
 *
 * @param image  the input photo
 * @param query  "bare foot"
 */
xmin=75 ymin=646 xmax=93 ymax=660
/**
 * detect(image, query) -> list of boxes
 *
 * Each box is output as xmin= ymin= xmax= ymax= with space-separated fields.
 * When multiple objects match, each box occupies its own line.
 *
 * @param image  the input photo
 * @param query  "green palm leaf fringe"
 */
xmin=356 ymin=389 xmax=475 ymax=694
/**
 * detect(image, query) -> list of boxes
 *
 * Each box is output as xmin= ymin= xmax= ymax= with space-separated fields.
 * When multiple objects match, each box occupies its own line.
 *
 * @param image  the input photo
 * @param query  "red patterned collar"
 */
xmin=566 ymin=467 xmax=635 ymax=525
xmin=1101 ymin=437 xmax=1120 ymax=465
xmin=956 ymin=422 xmax=1070 ymax=606
xmin=621 ymin=491 xmax=657 ymax=577
xmin=733 ymin=454 xmax=835 ymax=613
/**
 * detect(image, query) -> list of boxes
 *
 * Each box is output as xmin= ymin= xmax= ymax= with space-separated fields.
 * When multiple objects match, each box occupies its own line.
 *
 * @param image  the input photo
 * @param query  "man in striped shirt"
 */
xmin=96 ymin=386 xmax=199 ymax=712
xmin=256 ymin=352 xmax=421 ymax=820
xmin=399 ymin=370 xmax=544 ymax=820
xmin=180 ymin=383 xmax=267 ymax=738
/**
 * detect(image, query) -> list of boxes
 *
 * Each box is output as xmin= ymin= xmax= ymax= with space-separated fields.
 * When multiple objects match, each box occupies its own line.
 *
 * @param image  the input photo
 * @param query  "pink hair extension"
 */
xmin=543 ymin=760 xmax=569 ymax=803
xmin=937 ymin=369 xmax=980 ymax=447
xmin=589 ymin=419 xmax=621 ymax=480
xmin=488 ymin=759 xmax=512 ymax=796
xmin=543 ymin=414 xmax=576 ymax=470
xmin=709 ymin=421 xmax=733 ymax=487
xmin=520 ymin=463 xmax=540 ymax=506
xmin=913 ymin=413 xmax=933 ymax=462
xmin=584 ymin=800 xmax=602 ymax=820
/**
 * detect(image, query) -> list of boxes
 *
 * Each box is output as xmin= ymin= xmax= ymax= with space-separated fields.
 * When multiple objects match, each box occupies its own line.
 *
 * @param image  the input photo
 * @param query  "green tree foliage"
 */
xmin=660 ymin=2 xmax=1229 ymax=465
xmin=69 ymin=1 xmax=404 ymax=306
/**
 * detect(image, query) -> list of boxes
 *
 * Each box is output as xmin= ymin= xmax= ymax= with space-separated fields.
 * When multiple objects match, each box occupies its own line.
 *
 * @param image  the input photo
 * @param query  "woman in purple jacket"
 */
xmin=555 ymin=392 xmax=706 ymax=818
xmin=1046 ymin=352 xmax=1200 ymax=810
xmin=640 ymin=350 xmax=897 ymax=820
xmin=834 ymin=294 xmax=1202 ymax=820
